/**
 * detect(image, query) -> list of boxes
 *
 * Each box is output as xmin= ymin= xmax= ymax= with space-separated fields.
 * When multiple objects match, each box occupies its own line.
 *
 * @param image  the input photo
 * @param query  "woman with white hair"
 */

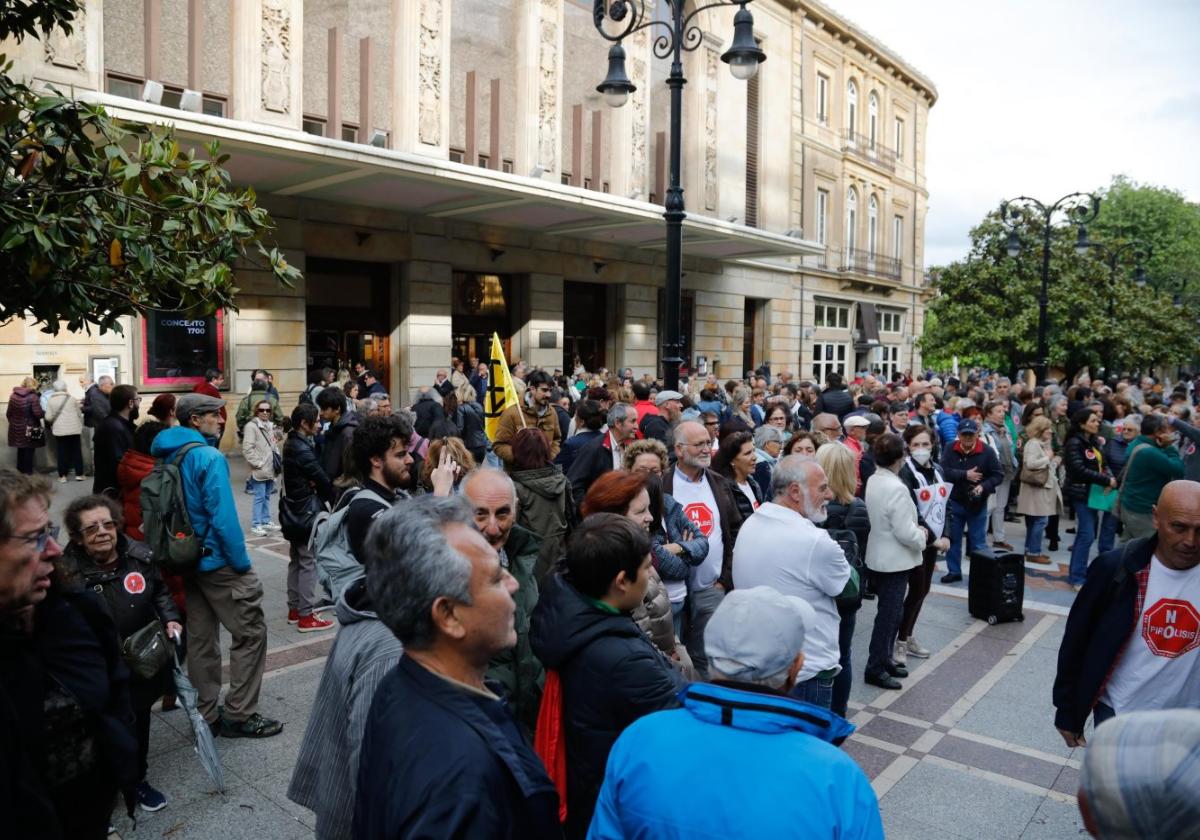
xmin=752 ymin=424 xmax=785 ymax=500
xmin=45 ymin=379 xmax=85 ymax=482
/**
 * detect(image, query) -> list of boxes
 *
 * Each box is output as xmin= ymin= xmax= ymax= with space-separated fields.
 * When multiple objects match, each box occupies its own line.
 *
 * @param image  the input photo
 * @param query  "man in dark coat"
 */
xmin=93 ymin=385 xmax=138 ymax=496
xmin=814 ymin=371 xmax=855 ymax=420
xmin=410 ymin=387 xmax=442 ymax=438
xmin=530 ymin=514 xmax=686 ymax=839
xmin=354 ymin=496 xmax=559 ymax=839
xmin=555 ymin=399 xmax=604 ymax=473
xmin=938 ymin=419 xmax=1003 ymax=583
xmin=317 ymin=387 xmax=359 ymax=484
xmin=567 ymin=403 xmax=639 ymax=506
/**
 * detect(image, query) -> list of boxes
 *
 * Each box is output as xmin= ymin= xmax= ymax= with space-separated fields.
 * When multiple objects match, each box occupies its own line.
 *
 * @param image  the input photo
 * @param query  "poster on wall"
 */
xmin=140 ymin=309 xmax=226 ymax=388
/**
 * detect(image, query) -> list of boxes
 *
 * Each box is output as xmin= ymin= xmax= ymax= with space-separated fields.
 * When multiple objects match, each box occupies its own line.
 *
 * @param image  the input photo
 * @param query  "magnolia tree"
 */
xmin=0 ymin=0 xmax=300 ymax=335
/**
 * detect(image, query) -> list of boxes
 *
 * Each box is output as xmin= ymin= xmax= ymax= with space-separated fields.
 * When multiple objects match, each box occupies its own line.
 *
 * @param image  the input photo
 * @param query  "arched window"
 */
xmin=868 ymin=92 xmax=879 ymax=149
xmin=868 ymin=194 xmax=879 ymax=257
xmin=846 ymin=80 xmax=858 ymax=136
xmin=845 ymin=187 xmax=858 ymax=254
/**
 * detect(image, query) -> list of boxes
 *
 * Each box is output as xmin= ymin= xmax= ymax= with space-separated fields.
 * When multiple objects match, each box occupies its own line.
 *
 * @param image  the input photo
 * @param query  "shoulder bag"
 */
xmin=1020 ymin=441 xmax=1051 ymax=486
xmin=24 ymin=398 xmax=45 ymax=444
xmin=121 ymin=619 xmax=171 ymax=681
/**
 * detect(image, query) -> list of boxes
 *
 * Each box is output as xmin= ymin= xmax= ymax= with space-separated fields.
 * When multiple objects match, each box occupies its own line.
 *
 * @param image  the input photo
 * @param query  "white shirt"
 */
xmin=736 ymin=480 xmax=760 ymax=513
xmin=732 ymin=502 xmax=851 ymax=681
xmin=609 ymin=432 xmax=623 ymax=471
xmin=1102 ymin=556 xmax=1200 ymax=714
xmin=670 ymin=467 xmax=724 ymax=591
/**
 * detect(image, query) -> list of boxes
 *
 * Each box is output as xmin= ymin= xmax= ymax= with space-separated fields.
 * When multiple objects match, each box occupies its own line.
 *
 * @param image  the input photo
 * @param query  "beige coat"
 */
xmin=45 ymin=392 xmax=83 ymax=437
xmin=242 ymin=419 xmax=280 ymax=481
xmin=1016 ymin=437 xmax=1061 ymax=517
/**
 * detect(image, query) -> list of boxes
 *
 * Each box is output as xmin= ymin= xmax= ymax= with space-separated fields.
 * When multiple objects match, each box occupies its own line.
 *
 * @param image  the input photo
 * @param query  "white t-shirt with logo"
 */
xmin=671 ymin=468 xmax=724 ymax=592
xmin=1101 ymin=556 xmax=1200 ymax=714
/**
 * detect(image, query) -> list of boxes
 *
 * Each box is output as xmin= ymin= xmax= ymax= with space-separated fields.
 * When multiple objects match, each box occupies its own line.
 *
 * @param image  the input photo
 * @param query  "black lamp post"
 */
xmin=999 ymin=192 xmax=1101 ymax=384
xmin=593 ymin=1 xmax=765 ymax=390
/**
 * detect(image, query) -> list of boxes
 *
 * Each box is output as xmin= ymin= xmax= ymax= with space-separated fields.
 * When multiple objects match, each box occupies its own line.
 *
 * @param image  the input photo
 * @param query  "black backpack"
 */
xmin=822 ymin=505 xmax=864 ymax=611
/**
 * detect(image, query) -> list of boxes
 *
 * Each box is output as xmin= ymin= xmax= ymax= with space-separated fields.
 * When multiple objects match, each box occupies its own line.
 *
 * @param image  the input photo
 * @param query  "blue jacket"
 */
xmin=588 ymin=681 xmax=881 ymax=839
xmin=354 ymin=656 xmax=560 ymax=839
xmin=150 ymin=426 xmax=251 ymax=573
xmin=935 ymin=410 xmax=961 ymax=445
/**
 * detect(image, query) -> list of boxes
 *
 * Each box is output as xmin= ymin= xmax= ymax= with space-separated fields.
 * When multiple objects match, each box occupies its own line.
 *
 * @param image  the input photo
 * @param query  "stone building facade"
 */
xmin=0 ymin=0 xmax=935 ymax=461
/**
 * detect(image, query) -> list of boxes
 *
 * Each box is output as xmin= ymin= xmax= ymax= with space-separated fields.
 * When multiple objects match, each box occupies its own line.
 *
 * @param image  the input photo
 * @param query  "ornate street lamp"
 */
xmin=999 ymin=192 xmax=1101 ymax=384
xmin=593 ymin=1 xmax=765 ymax=389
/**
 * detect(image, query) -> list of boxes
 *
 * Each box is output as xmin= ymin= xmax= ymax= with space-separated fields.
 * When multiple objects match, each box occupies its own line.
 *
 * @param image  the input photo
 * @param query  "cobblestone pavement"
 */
xmin=37 ymin=462 xmax=1095 ymax=839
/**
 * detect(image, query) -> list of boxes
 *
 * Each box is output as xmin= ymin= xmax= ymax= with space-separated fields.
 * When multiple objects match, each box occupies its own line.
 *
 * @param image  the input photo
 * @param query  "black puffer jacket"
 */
xmin=283 ymin=429 xmax=334 ymax=505
xmin=815 ymin=384 xmax=854 ymax=419
xmin=1062 ymin=432 xmax=1112 ymax=504
xmin=529 ymin=573 xmax=686 ymax=839
xmin=458 ymin=399 xmax=488 ymax=461
xmin=60 ymin=537 xmax=180 ymax=646
xmin=320 ymin=411 xmax=359 ymax=482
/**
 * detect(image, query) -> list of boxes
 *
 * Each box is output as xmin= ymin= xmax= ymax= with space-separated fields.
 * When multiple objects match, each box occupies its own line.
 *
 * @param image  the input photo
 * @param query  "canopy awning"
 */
xmin=87 ymin=93 xmax=823 ymax=267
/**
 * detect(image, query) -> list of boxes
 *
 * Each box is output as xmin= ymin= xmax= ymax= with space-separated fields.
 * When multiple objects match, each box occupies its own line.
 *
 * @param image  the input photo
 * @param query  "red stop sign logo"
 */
xmin=683 ymin=502 xmax=715 ymax=537
xmin=1142 ymin=598 xmax=1200 ymax=659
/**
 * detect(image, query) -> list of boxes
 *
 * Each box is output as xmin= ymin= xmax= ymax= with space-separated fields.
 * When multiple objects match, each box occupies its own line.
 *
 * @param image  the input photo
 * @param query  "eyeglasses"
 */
xmin=680 ymin=441 xmax=711 ymax=449
xmin=79 ymin=520 xmax=117 ymax=538
xmin=256 ymin=408 xmax=271 ymax=413
xmin=0 ymin=524 xmax=60 ymax=552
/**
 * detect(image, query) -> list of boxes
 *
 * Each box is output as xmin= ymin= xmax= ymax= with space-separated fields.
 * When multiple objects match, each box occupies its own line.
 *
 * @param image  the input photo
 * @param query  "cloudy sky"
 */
xmin=820 ymin=0 xmax=1200 ymax=268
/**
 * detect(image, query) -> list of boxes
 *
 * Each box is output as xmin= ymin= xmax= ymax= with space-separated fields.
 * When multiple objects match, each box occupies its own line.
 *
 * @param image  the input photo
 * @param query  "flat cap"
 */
xmin=175 ymin=393 xmax=226 ymax=424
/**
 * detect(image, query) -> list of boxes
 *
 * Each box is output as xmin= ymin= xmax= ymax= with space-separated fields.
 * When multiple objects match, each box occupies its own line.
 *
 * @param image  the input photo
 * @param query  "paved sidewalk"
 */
xmin=39 ymin=462 xmax=1096 ymax=839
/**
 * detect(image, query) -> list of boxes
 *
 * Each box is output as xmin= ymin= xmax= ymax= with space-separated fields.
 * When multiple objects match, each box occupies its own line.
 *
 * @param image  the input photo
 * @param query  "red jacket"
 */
xmin=116 ymin=449 xmax=156 ymax=540
xmin=632 ymin=400 xmax=659 ymax=440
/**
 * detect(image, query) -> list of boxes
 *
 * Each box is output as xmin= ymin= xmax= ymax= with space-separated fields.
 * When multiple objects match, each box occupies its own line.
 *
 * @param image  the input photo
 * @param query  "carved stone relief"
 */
xmin=261 ymin=0 xmax=292 ymax=113
xmin=704 ymin=47 xmax=719 ymax=212
xmin=418 ymin=0 xmax=443 ymax=145
xmin=44 ymin=8 xmax=87 ymax=71
xmin=536 ymin=0 xmax=559 ymax=171
xmin=629 ymin=29 xmax=648 ymax=193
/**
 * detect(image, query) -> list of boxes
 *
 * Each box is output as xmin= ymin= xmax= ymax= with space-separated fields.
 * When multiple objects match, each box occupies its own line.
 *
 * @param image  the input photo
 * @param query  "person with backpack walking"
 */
xmin=280 ymin=403 xmax=335 ymax=633
xmin=242 ymin=398 xmax=283 ymax=536
xmin=44 ymin=379 xmax=85 ymax=482
xmin=149 ymin=393 xmax=282 ymax=739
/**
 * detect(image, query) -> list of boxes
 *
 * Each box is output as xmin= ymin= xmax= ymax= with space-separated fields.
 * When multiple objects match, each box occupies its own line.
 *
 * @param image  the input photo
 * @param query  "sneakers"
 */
xmin=75 ymin=475 xmax=86 ymax=481
xmin=287 ymin=608 xmax=300 ymax=624
xmin=58 ymin=476 xmax=67 ymax=484
xmin=251 ymin=525 xmax=268 ymax=536
xmin=264 ymin=522 xmax=282 ymax=532
xmin=220 ymin=712 xmax=283 ymax=739
xmin=137 ymin=780 xmax=168 ymax=812
xmin=297 ymin=613 xmax=335 ymax=633
xmin=906 ymin=638 xmax=931 ymax=658
xmin=893 ymin=639 xmax=908 ymax=667
xmin=940 ymin=572 xmax=963 ymax=584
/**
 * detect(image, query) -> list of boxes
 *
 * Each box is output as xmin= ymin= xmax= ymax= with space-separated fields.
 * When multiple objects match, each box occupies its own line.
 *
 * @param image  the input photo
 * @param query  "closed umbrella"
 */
xmin=171 ymin=646 xmax=225 ymax=792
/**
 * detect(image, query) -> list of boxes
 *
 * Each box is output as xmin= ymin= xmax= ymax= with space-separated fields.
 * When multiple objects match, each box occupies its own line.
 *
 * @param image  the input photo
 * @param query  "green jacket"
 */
xmin=486 ymin=524 xmax=545 ymax=734
xmin=1121 ymin=436 xmax=1184 ymax=514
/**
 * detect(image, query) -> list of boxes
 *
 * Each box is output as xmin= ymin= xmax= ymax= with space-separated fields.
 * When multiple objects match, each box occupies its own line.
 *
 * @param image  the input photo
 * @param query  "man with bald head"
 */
xmin=1054 ymin=480 xmax=1200 ymax=747
xmin=461 ymin=469 xmax=544 ymax=730
xmin=733 ymin=456 xmax=855 ymax=710
xmin=811 ymin=412 xmax=842 ymax=442
xmin=663 ymin=420 xmax=744 ymax=677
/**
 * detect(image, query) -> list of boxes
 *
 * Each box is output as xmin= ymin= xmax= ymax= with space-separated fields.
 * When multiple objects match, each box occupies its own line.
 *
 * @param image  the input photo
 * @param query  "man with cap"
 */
xmin=938 ymin=418 xmax=1003 ymax=584
xmin=150 ymin=393 xmax=283 ymax=738
xmin=640 ymin=389 xmax=683 ymax=450
xmin=842 ymin=414 xmax=871 ymax=495
xmin=1076 ymin=709 xmax=1200 ymax=840
xmin=588 ymin=586 xmax=881 ymax=839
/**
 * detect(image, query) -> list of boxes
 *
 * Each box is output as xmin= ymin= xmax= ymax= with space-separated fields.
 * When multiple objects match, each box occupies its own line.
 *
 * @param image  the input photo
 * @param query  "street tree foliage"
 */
xmin=0 ymin=0 xmax=300 ymax=335
xmin=922 ymin=177 xmax=1200 ymax=381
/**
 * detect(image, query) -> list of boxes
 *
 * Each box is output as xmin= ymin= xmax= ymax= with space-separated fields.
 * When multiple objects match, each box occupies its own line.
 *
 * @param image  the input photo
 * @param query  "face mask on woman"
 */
xmin=911 ymin=447 xmax=932 ymax=465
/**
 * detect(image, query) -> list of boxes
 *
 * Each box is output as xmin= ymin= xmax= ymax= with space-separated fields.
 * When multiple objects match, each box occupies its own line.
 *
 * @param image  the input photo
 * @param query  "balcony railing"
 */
xmin=842 ymin=132 xmax=896 ymax=172
xmin=839 ymin=247 xmax=901 ymax=280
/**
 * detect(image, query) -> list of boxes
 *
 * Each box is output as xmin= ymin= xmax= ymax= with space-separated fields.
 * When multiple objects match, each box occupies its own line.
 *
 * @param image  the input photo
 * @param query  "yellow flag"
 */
xmin=484 ymin=333 xmax=521 ymax=441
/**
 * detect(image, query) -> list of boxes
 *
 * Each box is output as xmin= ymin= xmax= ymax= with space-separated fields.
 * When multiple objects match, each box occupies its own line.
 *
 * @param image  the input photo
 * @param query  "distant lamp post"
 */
xmin=999 ymin=192 xmax=1101 ymax=384
xmin=593 ymin=0 xmax=765 ymax=389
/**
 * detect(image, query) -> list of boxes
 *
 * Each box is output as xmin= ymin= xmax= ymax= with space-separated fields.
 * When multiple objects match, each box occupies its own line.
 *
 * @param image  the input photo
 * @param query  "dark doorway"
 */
xmin=305 ymin=258 xmax=392 ymax=385
xmin=452 ymin=272 xmax=514 ymax=364
xmin=657 ymin=289 xmax=695 ymax=377
xmin=743 ymin=297 xmax=767 ymax=376
xmin=563 ymin=281 xmax=608 ymax=373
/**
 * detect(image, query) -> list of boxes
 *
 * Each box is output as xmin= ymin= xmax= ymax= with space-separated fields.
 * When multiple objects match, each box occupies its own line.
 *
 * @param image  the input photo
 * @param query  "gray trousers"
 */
xmin=1120 ymin=508 xmax=1156 ymax=542
xmin=184 ymin=566 xmax=268 ymax=724
xmin=684 ymin=585 xmax=725 ymax=679
xmin=288 ymin=540 xmax=319 ymax=615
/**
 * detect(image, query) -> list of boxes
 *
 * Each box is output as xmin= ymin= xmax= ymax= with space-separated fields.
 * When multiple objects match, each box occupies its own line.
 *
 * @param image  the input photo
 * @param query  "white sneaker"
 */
xmin=264 ymin=522 xmax=282 ymax=532
xmin=251 ymin=526 xmax=268 ymax=536
xmin=893 ymin=639 xmax=908 ymax=667
xmin=906 ymin=637 xmax=931 ymax=658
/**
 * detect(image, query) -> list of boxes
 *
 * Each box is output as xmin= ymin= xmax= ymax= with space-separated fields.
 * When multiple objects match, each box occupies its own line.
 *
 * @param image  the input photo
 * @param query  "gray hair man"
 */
xmin=353 ymin=496 xmax=559 ymax=838
xmin=568 ymin=401 xmax=640 ymax=503
xmin=461 ymin=469 xmax=544 ymax=730
xmin=589 ymin=585 xmax=880 ymax=838
xmin=732 ymin=456 xmax=853 ymax=710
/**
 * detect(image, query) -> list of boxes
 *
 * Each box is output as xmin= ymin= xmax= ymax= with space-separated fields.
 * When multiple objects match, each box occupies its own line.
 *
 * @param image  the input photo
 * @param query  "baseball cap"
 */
xmin=958 ymin=419 xmax=980 ymax=434
xmin=704 ymin=587 xmax=813 ymax=682
xmin=844 ymin=414 xmax=871 ymax=429
xmin=655 ymin=389 xmax=684 ymax=406
xmin=176 ymin=393 xmax=226 ymax=424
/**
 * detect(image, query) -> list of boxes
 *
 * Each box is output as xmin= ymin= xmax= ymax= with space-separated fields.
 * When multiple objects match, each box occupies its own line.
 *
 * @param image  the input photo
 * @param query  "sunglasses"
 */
xmin=0 ymin=524 xmax=60 ymax=552
xmin=256 ymin=408 xmax=272 ymax=413
xmin=79 ymin=520 xmax=118 ymax=538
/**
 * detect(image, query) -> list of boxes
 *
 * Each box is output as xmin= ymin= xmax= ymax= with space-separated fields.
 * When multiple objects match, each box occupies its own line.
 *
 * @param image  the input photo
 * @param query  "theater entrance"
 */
xmin=305 ymin=258 xmax=392 ymax=386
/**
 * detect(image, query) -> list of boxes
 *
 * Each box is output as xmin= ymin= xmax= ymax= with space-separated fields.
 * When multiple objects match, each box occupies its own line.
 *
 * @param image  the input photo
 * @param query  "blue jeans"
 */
xmin=790 ymin=674 xmax=834 ymax=710
xmin=832 ymin=609 xmax=857 ymax=718
xmin=946 ymin=500 xmax=988 ymax=575
xmin=250 ymin=478 xmax=274 ymax=527
xmin=1024 ymin=515 xmax=1048 ymax=556
xmin=1069 ymin=501 xmax=1118 ymax=585
xmin=670 ymin=600 xmax=685 ymax=639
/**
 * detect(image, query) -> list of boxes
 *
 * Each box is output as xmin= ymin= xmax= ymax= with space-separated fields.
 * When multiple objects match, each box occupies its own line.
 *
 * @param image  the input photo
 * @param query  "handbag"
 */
xmin=121 ymin=619 xmax=172 ymax=681
xmin=24 ymin=399 xmax=44 ymax=444
xmin=272 ymin=450 xmax=283 ymax=476
xmin=279 ymin=492 xmax=323 ymax=542
xmin=1020 ymin=462 xmax=1050 ymax=486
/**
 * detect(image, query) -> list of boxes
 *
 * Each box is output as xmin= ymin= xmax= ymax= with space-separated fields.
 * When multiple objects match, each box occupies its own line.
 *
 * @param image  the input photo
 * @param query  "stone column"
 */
xmin=513 ymin=0 xmax=563 ymax=181
xmin=606 ymin=29 xmax=651 ymax=200
xmin=512 ymin=274 xmax=564 ymax=371
xmin=613 ymin=284 xmax=659 ymax=377
xmin=391 ymin=0 xmax=452 ymax=158
xmin=4 ymin=0 xmax=104 ymax=91
xmin=398 ymin=261 xmax=452 ymax=405
xmin=230 ymin=0 xmax=304 ymax=130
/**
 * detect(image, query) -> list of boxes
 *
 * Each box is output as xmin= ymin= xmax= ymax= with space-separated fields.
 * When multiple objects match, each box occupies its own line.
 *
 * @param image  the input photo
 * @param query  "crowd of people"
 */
xmin=2 ymin=358 xmax=1199 ymax=839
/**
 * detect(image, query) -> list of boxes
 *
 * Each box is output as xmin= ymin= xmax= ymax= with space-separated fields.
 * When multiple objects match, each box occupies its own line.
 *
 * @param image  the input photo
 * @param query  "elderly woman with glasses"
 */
xmin=60 ymin=494 xmax=182 ymax=815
